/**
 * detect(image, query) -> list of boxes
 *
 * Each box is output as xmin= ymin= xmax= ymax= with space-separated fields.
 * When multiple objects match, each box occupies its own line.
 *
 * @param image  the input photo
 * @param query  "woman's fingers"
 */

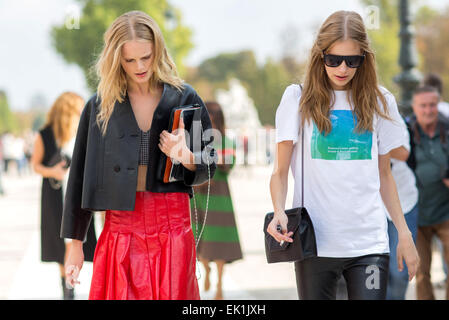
xmin=160 ymin=132 xmax=182 ymax=146
xmin=397 ymin=250 xmax=404 ymax=272
xmin=65 ymin=265 xmax=80 ymax=288
xmin=267 ymin=222 xmax=281 ymax=241
xmin=65 ymin=266 xmax=74 ymax=288
xmin=267 ymin=219 xmax=293 ymax=243
xmin=396 ymin=237 xmax=420 ymax=281
xmin=408 ymin=263 xmax=417 ymax=281
xmin=407 ymin=254 xmax=419 ymax=281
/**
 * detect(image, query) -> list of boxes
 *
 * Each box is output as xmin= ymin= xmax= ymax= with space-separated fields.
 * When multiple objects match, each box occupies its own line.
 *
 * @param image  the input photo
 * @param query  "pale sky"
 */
xmin=0 ymin=0 xmax=448 ymax=111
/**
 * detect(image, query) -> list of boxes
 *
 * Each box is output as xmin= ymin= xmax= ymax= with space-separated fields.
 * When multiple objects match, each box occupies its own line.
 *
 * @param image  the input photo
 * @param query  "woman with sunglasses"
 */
xmin=267 ymin=10 xmax=419 ymax=300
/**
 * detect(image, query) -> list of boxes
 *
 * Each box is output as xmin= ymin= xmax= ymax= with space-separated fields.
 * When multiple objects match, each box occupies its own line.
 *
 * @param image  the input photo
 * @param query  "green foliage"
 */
xmin=415 ymin=5 xmax=449 ymax=101
xmin=360 ymin=0 xmax=449 ymax=102
xmin=51 ymin=0 xmax=193 ymax=92
xmin=250 ymin=59 xmax=291 ymax=125
xmin=189 ymin=51 xmax=299 ymax=125
xmin=196 ymin=51 xmax=258 ymax=86
xmin=360 ymin=0 xmax=401 ymax=96
xmin=0 ymin=91 xmax=18 ymax=133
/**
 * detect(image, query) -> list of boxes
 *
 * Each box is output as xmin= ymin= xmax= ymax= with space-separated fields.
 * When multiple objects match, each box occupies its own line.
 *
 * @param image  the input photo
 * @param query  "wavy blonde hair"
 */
xmin=300 ymin=10 xmax=389 ymax=134
xmin=44 ymin=92 xmax=84 ymax=148
xmin=95 ymin=10 xmax=183 ymax=135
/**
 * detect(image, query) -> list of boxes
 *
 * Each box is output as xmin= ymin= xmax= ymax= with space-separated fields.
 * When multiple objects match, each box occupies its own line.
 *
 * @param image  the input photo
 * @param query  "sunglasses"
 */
xmin=323 ymin=52 xmax=365 ymax=68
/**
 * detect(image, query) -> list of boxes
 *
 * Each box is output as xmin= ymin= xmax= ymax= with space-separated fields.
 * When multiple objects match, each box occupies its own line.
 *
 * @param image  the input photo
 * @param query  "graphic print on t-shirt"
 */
xmin=311 ymin=110 xmax=372 ymax=160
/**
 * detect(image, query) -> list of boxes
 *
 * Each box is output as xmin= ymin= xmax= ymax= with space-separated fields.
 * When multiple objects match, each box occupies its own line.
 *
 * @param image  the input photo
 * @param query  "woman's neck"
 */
xmin=127 ymin=78 xmax=151 ymax=95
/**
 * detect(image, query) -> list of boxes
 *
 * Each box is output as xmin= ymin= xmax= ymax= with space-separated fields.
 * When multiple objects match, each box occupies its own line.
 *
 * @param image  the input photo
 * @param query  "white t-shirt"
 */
xmin=438 ymin=101 xmax=449 ymax=119
xmin=275 ymin=84 xmax=406 ymax=257
xmin=383 ymin=128 xmax=418 ymax=220
xmin=61 ymin=136 xmax=76 ymax=201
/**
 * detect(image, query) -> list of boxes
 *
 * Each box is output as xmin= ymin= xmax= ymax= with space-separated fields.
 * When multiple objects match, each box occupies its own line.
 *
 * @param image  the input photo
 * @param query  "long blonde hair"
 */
xmin=44 ymin=92 xmax=84 ymax=148
xmin=300 ymin=10 xmax=389 ymax=134
xmin=95 ymin=10 xmax=183 ymax=135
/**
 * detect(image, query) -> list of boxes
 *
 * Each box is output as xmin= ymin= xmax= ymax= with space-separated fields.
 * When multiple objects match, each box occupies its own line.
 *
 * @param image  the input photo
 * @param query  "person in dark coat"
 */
xmin=30 ymin=92 xmax=97 ymax=300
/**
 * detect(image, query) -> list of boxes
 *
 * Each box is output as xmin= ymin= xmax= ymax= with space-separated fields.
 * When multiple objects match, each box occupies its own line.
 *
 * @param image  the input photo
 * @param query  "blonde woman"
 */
xmin=31 ymin=92 xmax=97 ymax=300
xmin=267 ymin=11 xmax=419 ymax=300
xmin=61 ymin=11 xmax=216 ymax=300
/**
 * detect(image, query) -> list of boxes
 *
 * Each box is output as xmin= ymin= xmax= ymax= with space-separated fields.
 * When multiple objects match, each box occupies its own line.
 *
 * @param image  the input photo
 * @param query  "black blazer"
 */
xmin=60 ymin=83 xmax=217 ymax=242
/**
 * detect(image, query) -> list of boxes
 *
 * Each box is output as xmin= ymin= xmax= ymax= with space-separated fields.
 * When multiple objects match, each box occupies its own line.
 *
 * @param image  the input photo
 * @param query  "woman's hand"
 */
xmin=378 ymin=153 xmax=419 ymax=281
xmin=51 ymin=160 xmax=68 ymax=181
xmin=267 ymin=211 xmax=294 ymax=244
xmin=442 ymin=178 xmax=449 ymax=189
xmin=65 ymin=240 xmax=84 ymax=289
xmin=397 ymin=231 xmax=420 ymax=281
xmin=159 ymin=117 xmax=190 ymax=164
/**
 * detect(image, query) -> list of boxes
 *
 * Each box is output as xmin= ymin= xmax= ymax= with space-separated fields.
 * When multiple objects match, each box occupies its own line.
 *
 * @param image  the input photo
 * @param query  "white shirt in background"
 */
xmin=438 ymin=101 xmax=449 ymax=119
xmin=383 ymin=127 xmax=418 ymax=220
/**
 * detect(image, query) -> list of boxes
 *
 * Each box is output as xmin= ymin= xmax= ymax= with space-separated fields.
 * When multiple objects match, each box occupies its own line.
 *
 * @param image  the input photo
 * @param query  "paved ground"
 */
xmin=0 ymin=165 xmax=446 ymax=300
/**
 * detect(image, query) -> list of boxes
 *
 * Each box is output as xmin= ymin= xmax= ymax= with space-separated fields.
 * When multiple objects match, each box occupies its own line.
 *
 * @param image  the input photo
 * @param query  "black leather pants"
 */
xmin=294 ymin=254 xmax=389 ymax=300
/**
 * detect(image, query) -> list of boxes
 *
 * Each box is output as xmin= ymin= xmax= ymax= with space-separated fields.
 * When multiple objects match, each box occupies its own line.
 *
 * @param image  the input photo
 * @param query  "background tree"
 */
xmin=415 ymin=5 xmax=449 ymax=101
xmin=186 ymin=50 xmax=294 ymax=126
xmin=360 ymin=0 xmax=449 ymax=101
xmin=360 ymin=0 xmax=401 ymax=96
xmin=0 ymin=91 xmax=18 ymax=133
xmin=253 ymin=59 xmax=291 ymax=125
xmin=51 ymin=0 xmax=193 ymax=92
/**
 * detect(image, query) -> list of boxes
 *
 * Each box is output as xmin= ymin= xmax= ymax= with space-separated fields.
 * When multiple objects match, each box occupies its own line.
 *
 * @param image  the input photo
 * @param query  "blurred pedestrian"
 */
xmin=61 ymin=11 xmax=216 ymax=300
xmin=23 ymin=129 xmax=36 ymax=175
xmin=10 ymin=134 xmax=25 ymax=176
xmin=423 ymin=73 xmax=449 ymax=119
xmin=268 ymin=10 xmax=419 ymax=300
xmin=192 ymin=101 xmax=243 ymax=300
xmin=264 ymin=125 xmax=275 ymax=165
xmin=407 ymin=85 xmax=449 ymax=300
xmin=2 ymin=131 xmax=14 ymax=174
xmin=422 ymin=73 xmax=449 ymax=283
xmin=0 ymin=132 xmax=5 ymax=195
xmin=30 ymin=92 xmax=97 ymax=300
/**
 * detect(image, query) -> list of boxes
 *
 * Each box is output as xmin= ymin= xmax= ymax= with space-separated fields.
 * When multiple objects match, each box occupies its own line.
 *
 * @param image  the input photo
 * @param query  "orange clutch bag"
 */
xmin=157 ymin=104 xmax=201 ymax=183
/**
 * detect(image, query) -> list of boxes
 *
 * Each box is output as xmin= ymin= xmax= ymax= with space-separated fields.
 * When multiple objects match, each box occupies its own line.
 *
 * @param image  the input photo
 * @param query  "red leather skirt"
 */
xmin=89 ymin=191 xmax=200 ymax=300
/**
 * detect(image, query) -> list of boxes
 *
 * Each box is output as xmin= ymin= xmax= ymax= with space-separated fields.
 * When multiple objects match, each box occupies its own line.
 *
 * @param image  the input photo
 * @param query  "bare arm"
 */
xmin=443 ymin=179 xmax=449 ymax=189
xmin=379 ymin=153 xmax=409 ymax=235
xmin=389 ymin=146 xmax=409 ymax=162
xmin=267 ymin=141 xmax=294 ymax=243
xmin=270 ymin=141 xmax=293 ymax=214
xmin=30 ymin=133 xmax=67 ymax=180
xmin=379 ymin=153 xmax=419 ymax=280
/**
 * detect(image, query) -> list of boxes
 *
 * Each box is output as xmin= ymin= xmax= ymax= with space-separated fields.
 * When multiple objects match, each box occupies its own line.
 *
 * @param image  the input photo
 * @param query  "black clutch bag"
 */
xmin=47 ymin=151 xmax=71 ymax=190
xmin=263 ymin=207 xmax=317 ymax=263
xmin=263 ymin=120 xmax=317 ymax=263
xmin=48 ymin=152 xmax=71 ymax=169
xmin=157 ymin=104 xmax=202 ymax=183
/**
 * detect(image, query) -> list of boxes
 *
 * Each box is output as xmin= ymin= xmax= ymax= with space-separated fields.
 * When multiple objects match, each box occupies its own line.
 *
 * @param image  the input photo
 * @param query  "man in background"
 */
xmin=407 ymin=85 xmax=449 ymax=300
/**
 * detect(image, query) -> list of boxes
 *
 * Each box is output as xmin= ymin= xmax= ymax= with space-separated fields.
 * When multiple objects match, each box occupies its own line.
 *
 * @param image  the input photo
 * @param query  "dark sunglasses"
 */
xmin=323 ymin=52 xmax=365 ymax=68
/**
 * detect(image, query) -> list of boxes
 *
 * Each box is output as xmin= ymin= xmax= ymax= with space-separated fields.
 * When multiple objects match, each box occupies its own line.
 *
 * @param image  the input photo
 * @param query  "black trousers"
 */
xmin=294 ymin=254 xmax=389 ymax=300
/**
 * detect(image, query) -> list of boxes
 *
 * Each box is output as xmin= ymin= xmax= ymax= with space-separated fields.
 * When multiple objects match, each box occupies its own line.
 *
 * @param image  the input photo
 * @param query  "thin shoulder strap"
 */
xmin=299 ymin=84 xmax=304 ymax=207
